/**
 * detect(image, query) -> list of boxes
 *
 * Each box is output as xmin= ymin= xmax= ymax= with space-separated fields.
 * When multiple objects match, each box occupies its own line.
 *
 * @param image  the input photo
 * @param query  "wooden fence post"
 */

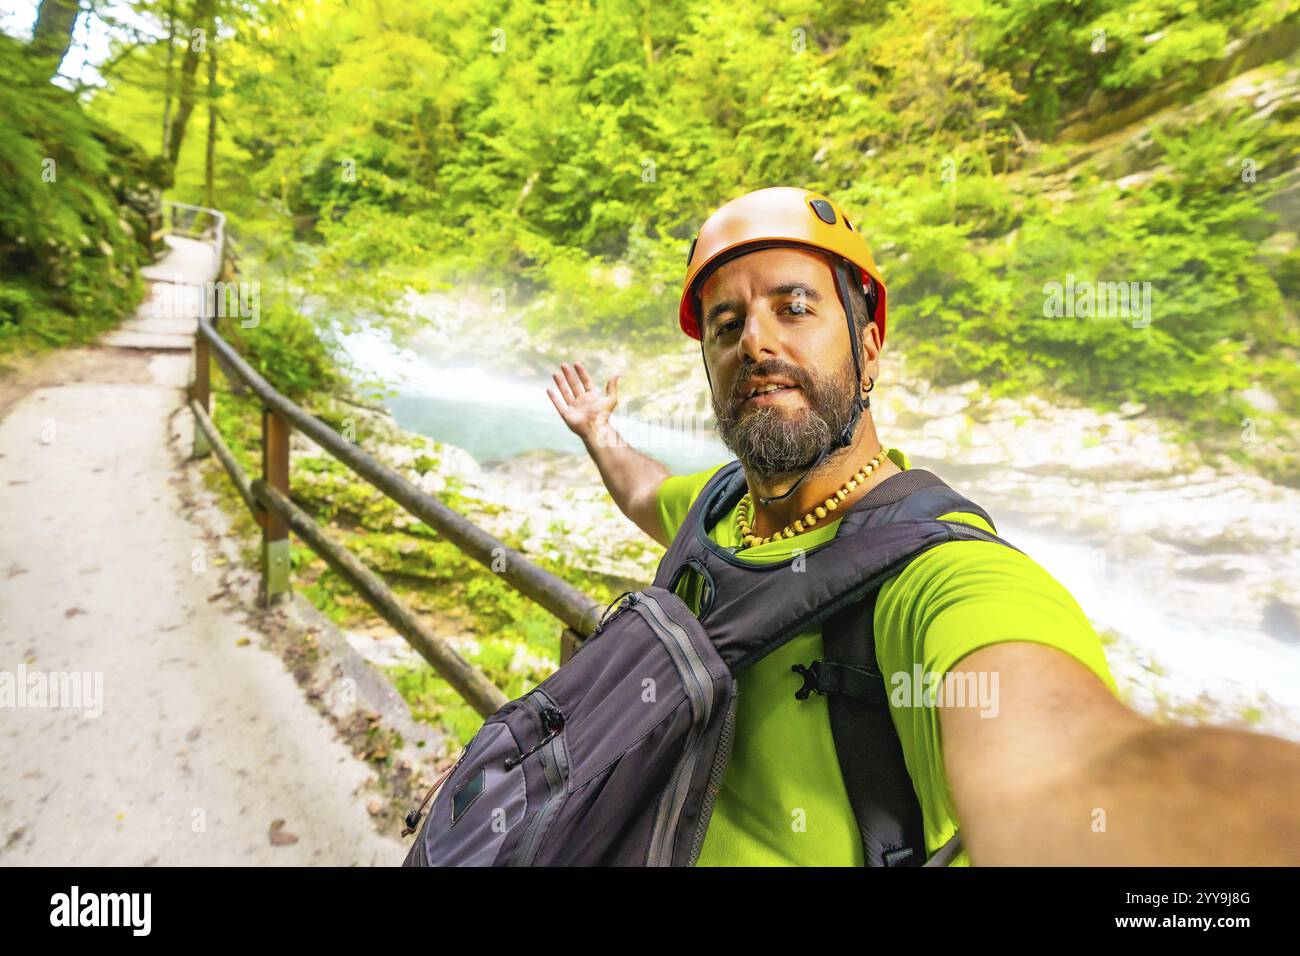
xmin=559 ymin=628 xmax=584 ymax=665
xmin=190 ymin=333 xmax=212 ymax=459
xmin=259 ymin=407 xmax=292 ymax=605
xmin=190 ymin=280 xmax=214 ymax=458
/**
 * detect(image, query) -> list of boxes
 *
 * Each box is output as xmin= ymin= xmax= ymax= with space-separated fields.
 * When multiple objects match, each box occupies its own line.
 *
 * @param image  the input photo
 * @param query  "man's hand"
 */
xmin=544 ymin=360 xmax=671 ymax=546
xmin=940 ymin=641 xmax=1300 ymax=864
xmin=547 ymin=361 xmax=619 ymax=448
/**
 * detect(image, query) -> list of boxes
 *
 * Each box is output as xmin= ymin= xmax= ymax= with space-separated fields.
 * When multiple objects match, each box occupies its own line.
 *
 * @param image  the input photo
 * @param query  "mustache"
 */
xmin=726 ymin=360 xmax=814 ymax=407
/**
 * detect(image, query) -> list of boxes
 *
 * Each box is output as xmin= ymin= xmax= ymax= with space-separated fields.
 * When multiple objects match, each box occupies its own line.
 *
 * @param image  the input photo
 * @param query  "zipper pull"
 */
xmin=504 ymin=707 xmax=565 ymax=770
xmin=592 ymin=591 xmax=640 ymax=637
xmin=401 ymin=760 xmax=457 ymax=837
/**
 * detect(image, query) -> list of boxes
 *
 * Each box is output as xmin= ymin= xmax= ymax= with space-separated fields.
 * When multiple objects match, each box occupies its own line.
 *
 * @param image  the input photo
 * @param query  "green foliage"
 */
xmin=220 ymin=302 xmax=343 ymax=401
xmin=977 ymin=0 xmax=1298 ymax=134
xmin=0 ymin=32 xmax=160 ymax=354
xmin=156 ymin=0 xmax=1293 ymax=453
xmin=883 ymin=96 xmax=1299 ymax=434
xmin=9 ymin=0 xmax=1298 ymax=451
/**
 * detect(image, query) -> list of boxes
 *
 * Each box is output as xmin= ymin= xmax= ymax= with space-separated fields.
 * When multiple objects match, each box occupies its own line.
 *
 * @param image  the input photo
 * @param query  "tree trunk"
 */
xmin=30 ymin=0 xmax=80 ymax=78
xmin=204 ymin=39 xmax=217 ymax=209
xmin=166 ymin=0 xmax=217 ymax=168
xmin=160 ymin=0 xmax=176 ymax=158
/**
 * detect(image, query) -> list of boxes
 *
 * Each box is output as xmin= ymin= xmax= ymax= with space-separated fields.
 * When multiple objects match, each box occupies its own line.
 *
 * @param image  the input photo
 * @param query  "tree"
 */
xmin=203 ymin=37 xmax=217 ymax=209
xmin=165 ymin=0 xmax=216 ymax=168
xmin=30 ymin=0 xmax=81 ymax=79
xmin=160 ymin=0 xmax=176 ymax=158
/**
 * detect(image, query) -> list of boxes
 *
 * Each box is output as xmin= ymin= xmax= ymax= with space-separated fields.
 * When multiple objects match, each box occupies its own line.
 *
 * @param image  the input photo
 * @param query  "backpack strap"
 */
xmin=835 ymin=467 xmax=998 ymax=534
xmin=791 ymin=659 xmax=888 ymax=705
xmin=653 ymin=460 xmax=745 ymax=590
xmin=820 ymin=591 xmax=929 ymax=866
xmin=818 ymin=468 xmax=1009 ymax=867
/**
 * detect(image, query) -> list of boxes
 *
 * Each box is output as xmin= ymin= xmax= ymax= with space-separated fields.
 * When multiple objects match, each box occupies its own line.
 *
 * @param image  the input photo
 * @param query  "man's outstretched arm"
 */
xmin=547 ymin=361 xmax=672 ymax=547
xmin=940 ymin=641 xmax=1300 ymax=865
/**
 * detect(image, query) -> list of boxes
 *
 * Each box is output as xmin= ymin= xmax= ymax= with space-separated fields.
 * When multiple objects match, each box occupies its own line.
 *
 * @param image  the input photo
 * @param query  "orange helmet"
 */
xmin=679 ymin=186 xmax=888 ymax=343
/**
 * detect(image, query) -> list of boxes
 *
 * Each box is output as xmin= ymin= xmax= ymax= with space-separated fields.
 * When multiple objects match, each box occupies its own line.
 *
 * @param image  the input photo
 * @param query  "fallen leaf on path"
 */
xmin=268 ymin=819 xmax=298 ymax=846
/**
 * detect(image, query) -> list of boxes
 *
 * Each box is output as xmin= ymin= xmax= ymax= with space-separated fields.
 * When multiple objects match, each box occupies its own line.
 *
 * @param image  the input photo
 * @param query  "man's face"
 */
xmin=698 ymin=247 xmax=879 ymax=477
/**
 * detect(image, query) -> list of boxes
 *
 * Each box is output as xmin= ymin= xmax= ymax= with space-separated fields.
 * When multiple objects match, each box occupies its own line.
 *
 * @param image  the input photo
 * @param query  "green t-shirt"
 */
xmin=653 ymin=447 xmax=1118 ymax=866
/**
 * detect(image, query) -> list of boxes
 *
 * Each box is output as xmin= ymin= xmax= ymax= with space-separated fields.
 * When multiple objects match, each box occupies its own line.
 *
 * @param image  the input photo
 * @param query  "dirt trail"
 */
xmin=0 ymin=238 xmax=406 ymax=865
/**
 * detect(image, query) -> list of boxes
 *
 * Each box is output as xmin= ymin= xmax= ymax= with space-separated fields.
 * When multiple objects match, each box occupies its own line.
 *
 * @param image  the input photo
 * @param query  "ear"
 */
xmin=859 ymin=320 xmax=882 ymax=392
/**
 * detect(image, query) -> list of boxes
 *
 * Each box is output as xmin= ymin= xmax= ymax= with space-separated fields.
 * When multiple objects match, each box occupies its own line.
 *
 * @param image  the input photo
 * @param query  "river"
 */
xmin=335 ymin=322 xmax=729 ymax=473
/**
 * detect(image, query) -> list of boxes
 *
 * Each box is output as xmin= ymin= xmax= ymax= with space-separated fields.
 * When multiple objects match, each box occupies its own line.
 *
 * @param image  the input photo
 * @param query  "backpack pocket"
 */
xmin=413 ymin=689 xmax=569 ymax=867
xmin=522 ymin=587 xmax=735 ymax=866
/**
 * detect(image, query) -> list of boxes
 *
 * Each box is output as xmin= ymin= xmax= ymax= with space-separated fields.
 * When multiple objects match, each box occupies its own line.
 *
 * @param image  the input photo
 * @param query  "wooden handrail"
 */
xmin=196 ymin=315 xmax=604 ymax=639
xmin=190 ymin=396 xmax=507 ymax=716
xmin=253 ymin=480 xmax=510 ymax=717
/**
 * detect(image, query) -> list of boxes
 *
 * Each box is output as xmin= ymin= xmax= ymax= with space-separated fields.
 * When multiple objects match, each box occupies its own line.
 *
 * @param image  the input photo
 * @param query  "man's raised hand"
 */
xmin=546 ymin=361 xmax=620 ymax=447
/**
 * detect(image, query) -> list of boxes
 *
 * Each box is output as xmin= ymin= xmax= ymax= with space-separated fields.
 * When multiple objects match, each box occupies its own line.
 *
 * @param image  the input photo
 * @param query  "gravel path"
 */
xmin=0 ymin=239 xmax=405 ymax=865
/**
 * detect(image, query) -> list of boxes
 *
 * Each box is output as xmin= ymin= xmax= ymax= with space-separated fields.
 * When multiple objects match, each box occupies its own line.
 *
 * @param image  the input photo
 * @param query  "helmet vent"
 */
xmin=809 ymin=198 xmax=837 ymax=225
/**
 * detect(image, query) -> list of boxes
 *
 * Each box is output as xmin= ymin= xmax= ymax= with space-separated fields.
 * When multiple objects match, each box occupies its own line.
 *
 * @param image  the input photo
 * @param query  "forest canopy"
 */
xmin=3 ymin=0 xmax=1299 ymax=472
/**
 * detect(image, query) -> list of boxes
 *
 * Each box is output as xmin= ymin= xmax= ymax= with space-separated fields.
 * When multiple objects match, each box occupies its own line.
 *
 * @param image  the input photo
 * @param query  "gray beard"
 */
xmin=711 ymin=355 xmax=858 ymax=478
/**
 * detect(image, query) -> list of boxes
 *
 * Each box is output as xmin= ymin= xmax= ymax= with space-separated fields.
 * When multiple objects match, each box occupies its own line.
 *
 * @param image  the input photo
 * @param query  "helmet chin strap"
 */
xmin=754 ymin=396 xmax=864 ymax=505
xmin=754 ymin=258 xmax=870 ymax=507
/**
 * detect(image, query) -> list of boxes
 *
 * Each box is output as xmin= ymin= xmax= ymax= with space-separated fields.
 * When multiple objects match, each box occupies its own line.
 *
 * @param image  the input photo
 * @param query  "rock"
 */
xmin=918 ymin=392 xmax=969 ymax=418
xmin=1240 ymin=387 xmax=1280 ymax=414
xmin=417 ymin=471 xmax=446 ymax=495
xmin=920 ymin=416 xmax=968 ymax=445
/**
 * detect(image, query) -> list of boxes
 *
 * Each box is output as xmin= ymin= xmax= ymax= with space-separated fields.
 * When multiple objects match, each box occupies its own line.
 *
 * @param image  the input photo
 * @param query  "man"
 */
xmin=547 ymin=186 xmax=1300 ymax=865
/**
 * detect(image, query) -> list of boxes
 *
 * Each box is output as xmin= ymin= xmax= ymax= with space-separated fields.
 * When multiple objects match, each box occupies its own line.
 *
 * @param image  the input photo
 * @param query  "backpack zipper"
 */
xmin=637 ymin=592 xmax=716 ymax=867
xmin=572 ymin=592 xmax=641 ymax=659
xmin=503 ymin=705 xmax=564 ymax=770
xmin=510 ymin=691 xmax=569 ymax=866
xmin=687 ymin=684 xmax=737 ymax=866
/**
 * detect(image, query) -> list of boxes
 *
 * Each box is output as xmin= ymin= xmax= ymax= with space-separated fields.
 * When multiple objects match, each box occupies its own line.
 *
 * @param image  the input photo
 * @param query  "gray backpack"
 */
xmin=402 ymin=463 xmax=1018 ymax=867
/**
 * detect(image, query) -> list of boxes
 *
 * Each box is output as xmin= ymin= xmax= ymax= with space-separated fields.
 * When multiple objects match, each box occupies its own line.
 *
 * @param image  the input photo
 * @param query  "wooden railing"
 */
xmin=180 ymin=212 xmax=602 ymax=719
xmin=162 ymin=199 xmax=226 ymax=275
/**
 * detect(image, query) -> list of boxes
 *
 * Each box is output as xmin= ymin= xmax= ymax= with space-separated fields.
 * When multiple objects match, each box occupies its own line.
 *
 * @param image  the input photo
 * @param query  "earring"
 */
xmin=861 ymin=376 xmax=875 ymax=410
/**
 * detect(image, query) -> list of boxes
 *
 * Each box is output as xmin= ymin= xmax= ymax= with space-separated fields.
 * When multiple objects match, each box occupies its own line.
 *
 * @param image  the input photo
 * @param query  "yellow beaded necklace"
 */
xmin=734 ymin=448 xmax=889 ymax=550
